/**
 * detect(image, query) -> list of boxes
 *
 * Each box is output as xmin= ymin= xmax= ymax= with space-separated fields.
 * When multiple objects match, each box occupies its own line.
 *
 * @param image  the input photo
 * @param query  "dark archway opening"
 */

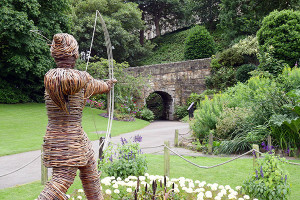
xmin=146 ymin=91 xmax=173 ymax=120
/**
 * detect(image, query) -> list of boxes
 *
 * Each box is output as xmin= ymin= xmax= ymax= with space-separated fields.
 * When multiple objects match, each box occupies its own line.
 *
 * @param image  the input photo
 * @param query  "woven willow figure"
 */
xmin=38 ymin=33 xmax=115 ymax=200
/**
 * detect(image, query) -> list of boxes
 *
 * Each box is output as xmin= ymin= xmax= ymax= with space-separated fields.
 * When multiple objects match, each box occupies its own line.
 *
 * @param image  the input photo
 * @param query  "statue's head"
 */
xmin=50 ymin=33 xmax=79 ymax=68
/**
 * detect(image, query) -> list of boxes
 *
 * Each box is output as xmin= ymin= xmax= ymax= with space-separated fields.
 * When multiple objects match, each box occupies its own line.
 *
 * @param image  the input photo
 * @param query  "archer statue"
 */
xmin=38 ymin=33 xmax=116 ymax=200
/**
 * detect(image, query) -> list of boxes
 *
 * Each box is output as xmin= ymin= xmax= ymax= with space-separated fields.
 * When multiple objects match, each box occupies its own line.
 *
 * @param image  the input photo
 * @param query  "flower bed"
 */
xmin=69 ymin=174 xmax=257 ymax=200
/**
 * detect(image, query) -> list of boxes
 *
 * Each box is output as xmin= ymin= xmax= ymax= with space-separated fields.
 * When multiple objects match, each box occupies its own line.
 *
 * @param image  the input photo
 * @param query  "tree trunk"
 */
xmin=139 ymin=12 xmax=145 ymax=45
xmin=154 ymin=16 xmax=160 ymax=37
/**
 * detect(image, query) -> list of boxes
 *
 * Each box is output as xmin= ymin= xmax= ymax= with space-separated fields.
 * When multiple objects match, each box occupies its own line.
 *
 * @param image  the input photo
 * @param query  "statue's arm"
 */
xmin=83 ymin=72 xmax=116 ymax=98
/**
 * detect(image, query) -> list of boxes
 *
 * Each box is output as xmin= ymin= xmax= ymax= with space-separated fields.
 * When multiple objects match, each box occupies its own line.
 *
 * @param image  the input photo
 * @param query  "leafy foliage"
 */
xmin=236 ymin=64 xmax=257 ymax=83
xmin=174 ymin=105 xmax=188 ymax=119
xmin=257 ymin=9 xmax=300 ymax=67
xmin=218 ymin=0 xmax=299 ymax=45
xmin=0 ymin=0 xmax=71 ymax=103
xmin=71 ymin=0 xmax=151 ymax=66
xmin=140 ymin=108 xmax=154 ymax=122
xmin=146 ymin=93 xmax=164 ymax=120
xmin=184 ymin=25 xmax=216 ymax=60
xmin=243 ymin=152 xmax=291 ymax=200
xmin=205 ymin=67 xmax=237 ymax=91
xmin=99 ymin=136 xmax=147 ymax=179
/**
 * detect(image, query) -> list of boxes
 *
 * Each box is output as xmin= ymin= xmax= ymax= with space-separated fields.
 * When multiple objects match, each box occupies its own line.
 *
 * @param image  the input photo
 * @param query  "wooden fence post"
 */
xmin=208 ymin=132 xmax=213 ymax=155
xmin=164 ymin=141 xmax=170 ymax=177
xmin=41 ymin=149 xmax=48 ymax=185
xmin=252 ymin=144 xmax=259 ymax=169
xmin=174 ymin=129 xmax=179 ymax=147
xmin=267 ymin=135 xmax=272 ymax=150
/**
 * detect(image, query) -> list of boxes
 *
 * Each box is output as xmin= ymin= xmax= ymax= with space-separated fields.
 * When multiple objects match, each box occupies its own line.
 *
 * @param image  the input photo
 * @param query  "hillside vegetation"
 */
xmin=139 ymin=28 xmax=190 ymax=66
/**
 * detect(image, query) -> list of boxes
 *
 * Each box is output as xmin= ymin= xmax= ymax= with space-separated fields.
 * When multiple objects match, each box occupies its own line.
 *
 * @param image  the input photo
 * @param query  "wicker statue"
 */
xmin=38 ymin=33 xmax=115 ymax=200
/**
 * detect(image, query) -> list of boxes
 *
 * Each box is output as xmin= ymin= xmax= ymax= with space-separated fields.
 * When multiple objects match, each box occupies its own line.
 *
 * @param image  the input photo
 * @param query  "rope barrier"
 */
xmin=0 ymin=153 xmax=42 ymax=178
xmin=141 ymin=145 xmax=164 ymax=150
xmin=163 ymin=146 xmax=300 ymax=169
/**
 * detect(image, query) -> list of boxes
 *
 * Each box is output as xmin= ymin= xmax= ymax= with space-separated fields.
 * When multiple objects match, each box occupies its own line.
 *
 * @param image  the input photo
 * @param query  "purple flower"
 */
xmin=133 ymin=135 xmax=143 ymax=143
xmin=109 ymin=155 xmax=113 ymax=162
xmin=255 ymin=170 xmax=259 ymax=179
xmin=252 ymin=150 xmax=257 ymax=158
xmin=260 ymin=166 xmax=264 ymax=178
xmin=121 ymin=137 xmax=128 ymax=145
xmin=285 ymin=175 xmax=287 ymax=183
xmin=286 ymin=148 xmax=290 ymax=155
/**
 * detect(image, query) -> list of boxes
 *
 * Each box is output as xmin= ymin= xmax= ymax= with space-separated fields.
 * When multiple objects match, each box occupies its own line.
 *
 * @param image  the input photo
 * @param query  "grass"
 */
xmin=0 ymin=103 xmax=149 ymax=156
xmin=140 ymin=28 xmax=191 ymax=66
xmin=1 ymin=155 xmax=299 ymax=200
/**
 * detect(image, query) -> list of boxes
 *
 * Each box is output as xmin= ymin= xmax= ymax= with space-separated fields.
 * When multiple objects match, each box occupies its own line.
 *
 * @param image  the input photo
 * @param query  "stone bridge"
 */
xmin=125 ymin=58 xmax=211 ymax=120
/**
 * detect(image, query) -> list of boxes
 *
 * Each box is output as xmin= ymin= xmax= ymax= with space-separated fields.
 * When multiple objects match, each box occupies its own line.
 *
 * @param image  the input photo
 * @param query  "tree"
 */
xmin=71 ymin=0 xmax=150 ymax=66
xmin=130 ymin=0 xmax=191 ymax=37
xmin=191 ymin=0 xmax=221 ymax=31
xmin=257 ymin=10 xmax=300 ymax=67
xmin=184 ymin=25 xmax=216 ymax=60
xmin=0 ymin=0 xmax=71 ymax=103
xmin=218 ymin=0 xmax=299 ymax=46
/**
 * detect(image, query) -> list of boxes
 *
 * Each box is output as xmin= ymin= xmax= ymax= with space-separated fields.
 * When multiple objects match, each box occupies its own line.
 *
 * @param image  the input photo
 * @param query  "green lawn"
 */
xmin=0 ymin=103 xmax=149 ymax=156
xmin=1 ymin=155 xmax=299 ymax=200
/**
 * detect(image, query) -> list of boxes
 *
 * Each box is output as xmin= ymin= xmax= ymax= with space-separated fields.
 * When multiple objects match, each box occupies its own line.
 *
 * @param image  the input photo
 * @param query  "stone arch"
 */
xmin=146 ymin=91 xmax=174 ymax=120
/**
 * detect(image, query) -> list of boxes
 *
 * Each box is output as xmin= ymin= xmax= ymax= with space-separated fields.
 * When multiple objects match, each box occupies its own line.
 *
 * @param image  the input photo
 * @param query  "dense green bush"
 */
xmin=0 ymin=79 xmax=30 ymax=103
xmin=174 ymin=105 xmax=188 ymax=119
xmin=218 ymin=36 xmax=259 ymax=68
xmin=243 ymin=152 xmax=290 ymax=200
xmin=257 ymin=47 xmax=288 ymax=76
xmin=257 ymin=9 xmax=300 ymax=67
xmin=205 ymin=67 xmax=237 ymax=91
xmin=140 ymin=108 xmax=154 ymax=122
xmin=191 ymin=94 xmax=226 ymax=140
xmin=236 ymin=64 xmax=257 ymax=83
xmin=184 ymin=25 xmax=216 ymax=60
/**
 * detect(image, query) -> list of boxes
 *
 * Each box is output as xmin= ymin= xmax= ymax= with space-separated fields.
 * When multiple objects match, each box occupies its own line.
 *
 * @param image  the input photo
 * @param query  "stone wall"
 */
xmin=126 ymin=58 xmax=211 ymax=106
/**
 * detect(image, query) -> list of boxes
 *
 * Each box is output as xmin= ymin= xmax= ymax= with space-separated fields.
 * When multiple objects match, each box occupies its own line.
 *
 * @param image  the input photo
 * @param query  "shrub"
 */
xmin=236 ymin=64 xmax=257 ymax=82
xmin=257 ymin=9 xmax=300 ymax=67
xmin=216 ymin=107 xmax=253 ymax=139
xmin=218 ymin=36 xmax=259 ymax=68
xmin=0 ymin=79 xmax=30 ymax=103
xmin=257 ymin=47 xmax=288 ymax=76
xmin=174 ymin=105 xmax=188 ymax=119
xmin=140 ymin=108 xmax=154 ymax=122
xmin=205 ymin=67 xmax=237 ymax=91
xmin=191 ymin=94 xmax=226 ymax=141
xmin=99 ymin=136 xmax=147 ymax=179
xmin=184 ymin=25 xmax=216 ymax=60
xmin=243 ymin=152 xmax=291 ymax=200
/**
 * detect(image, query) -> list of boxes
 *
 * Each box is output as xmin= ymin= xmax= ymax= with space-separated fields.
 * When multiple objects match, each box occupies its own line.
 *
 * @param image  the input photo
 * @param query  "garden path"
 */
xmin=0 ymin=121 xmax=193 ymax=189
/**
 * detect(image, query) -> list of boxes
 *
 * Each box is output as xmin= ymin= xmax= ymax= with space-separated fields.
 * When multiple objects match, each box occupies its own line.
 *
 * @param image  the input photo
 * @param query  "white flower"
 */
xmin=215 ymin=196 xmax=221 ymax=200
xmin=77 ymin=196 xmax=82 ymax=200
xmin=182 ymin=186 xmax=187 ymax=191
xmin=229 ymin=189 xmax=235 ymax=193
xmin=205 ymin=191 xmax=212 ymax=198
xmin=186 ymin=188 xmax=193 ymax=193
xmin=78 ymin=189 xmax=84 ymax=193
xmin=238 ymin=198 xmax=244 ymax=200
xmin=139 ymin=176 xmax=146 ymax=181
xmin=197 ymin=192 xmax=204 ymax=199
xmin=105 ymin=189 xmax=112 ymax=195
xmin=211 ymin=185 xmax=218 ymax=191
xmin=125 ymin=178 xmax=129 ymax=182
xmin=144 ymin=173 xmax=149 ymax=177
xmin=217 ymin=192 xmax=223 ymax=197
xmin=225 ymin=185 xmax=231 ymax=190
xmin=218 ymin=185 xmax=224 ymax=190
xmin=127 ymin=188 xmax=132 ymax=193
xmin=111 ymin=176 xmax=115 ymax=180
xmin=189 ymin=182 xmax=195 ymax=188
xmin=235 ymin=186 xmax=242 ymax=191
xmin=195 ymin=180 xmax=200 ymax=184
xmin=112 ymin=183 xmax=118 ymax=188
xmin=114 ymin=189 xmax=120 ymax=194
xmin=228 ymin=193 xmax=237 ymax=199
xmin=174 ymin=188 xmax=180 ymax=193
xmin=253 ymin=199 xmax=258 ymax=200
xmin=243 ymin=195 xmax=250 ymax=199
xmin=117 ymin=177 xmax=122 ymax=181
xmin=221 ymin=189 xmax=227 ymax=195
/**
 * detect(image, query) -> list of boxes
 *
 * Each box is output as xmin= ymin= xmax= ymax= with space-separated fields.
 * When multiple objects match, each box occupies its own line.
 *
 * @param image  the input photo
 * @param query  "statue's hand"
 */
xmin=106 ymin=79 xmax=117 ymax=88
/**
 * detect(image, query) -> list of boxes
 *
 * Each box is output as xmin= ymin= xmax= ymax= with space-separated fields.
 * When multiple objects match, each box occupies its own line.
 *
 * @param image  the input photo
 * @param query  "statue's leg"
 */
xmin=38 ymin=167 xmax=77 ymax=200
xmin=79 ymin=156 xmax=103 ymax=200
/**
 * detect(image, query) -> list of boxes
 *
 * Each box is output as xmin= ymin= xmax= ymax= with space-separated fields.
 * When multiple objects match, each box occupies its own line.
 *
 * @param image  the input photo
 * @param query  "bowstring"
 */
xmin=86 ymin=10 xmax=114 ymax=151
